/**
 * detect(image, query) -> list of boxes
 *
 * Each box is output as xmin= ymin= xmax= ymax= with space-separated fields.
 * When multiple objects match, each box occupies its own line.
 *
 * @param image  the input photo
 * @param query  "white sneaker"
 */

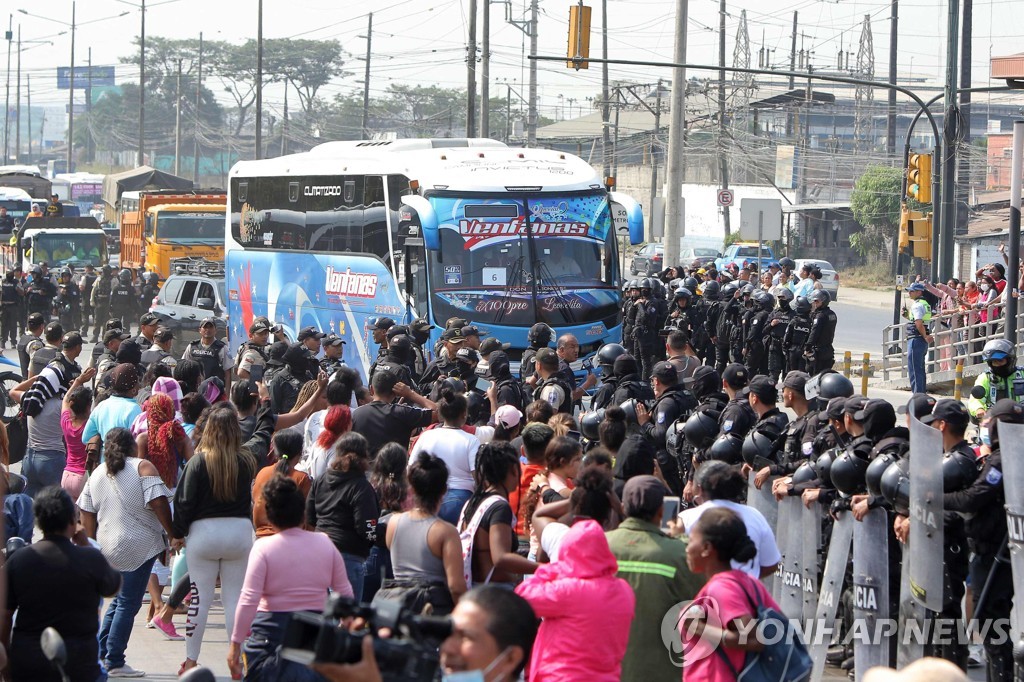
xmin=107 ymin=664 xmax=146 ymax=678
xmin=967 ymin=644 xmax=985 ymax=668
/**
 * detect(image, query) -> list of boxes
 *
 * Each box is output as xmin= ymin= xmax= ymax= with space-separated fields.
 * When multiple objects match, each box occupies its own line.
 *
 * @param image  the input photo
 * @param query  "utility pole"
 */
xmin=67 ymin=1 xmax=75 ymax=173
xmin=505 ymin=85 xmax=512 ymax=142
xmin=281 ymin=84 xmax=288 ymax=156
xmin=663 ymin=0 xmax=688 ymax=265
xmin=601 ymin=0 xmax=610 ymax=177
xmin=361 ymin=13 xmax=372 ymax=137
xmin=255 ymin=0 xmax=263 ymax=159
xmin=718 ymin=0 xmax=731 ymax=237
xmin=957 ymin=0 xmax=972 ymax=235
xmin=649 ymin=79 xmax=662 ymax=238
xmin=174 ymin=58 xmax=182 ymax=175
xmin=1006 ymin=119 xmax=1023 ymax=340
xmin=526 ymin=0 xmax=538 ymax=146
xmin=481 ymin=0 xmax=489 ymax=137
xmin=786 ymin=12 xmax=797 ymax=137
xmin=938 ymin=0 xmax=960 ymax=279
xmin=25 ymin=73 xmax=30 ymax=162
xmin=138 ymin=0 xmax=145 ymax=167
xmin=14 ymin=26 xmax=19 ymax=162
xmin=466 ymin=0 xmax=477 ymax=137
xmin=193 ymin=31 xmax=202 ymax=182
xmin=4 ymin=15 xmax=11 ymax=162
xmin=86 ymin=48 xmax=92 ymax=163
xmin=886 ymin=0 xmax=898 ymax=156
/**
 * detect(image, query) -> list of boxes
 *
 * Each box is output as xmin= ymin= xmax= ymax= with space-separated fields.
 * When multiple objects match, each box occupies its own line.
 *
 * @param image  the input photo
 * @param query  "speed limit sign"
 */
xmin=717 ymin=189 xmax=734 ymax=207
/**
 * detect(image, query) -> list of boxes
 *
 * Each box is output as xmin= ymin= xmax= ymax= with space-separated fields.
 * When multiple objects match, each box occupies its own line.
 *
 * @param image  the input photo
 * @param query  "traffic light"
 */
xmin=899 ymin=207 xmax=923 ymax=253
xmin=567 ymin=2 xmax=592 ymax=69
xmin=907 ymin=153 xmax=932 ymax=204
xmin=908 ymin=213 xmax=932 ymax=260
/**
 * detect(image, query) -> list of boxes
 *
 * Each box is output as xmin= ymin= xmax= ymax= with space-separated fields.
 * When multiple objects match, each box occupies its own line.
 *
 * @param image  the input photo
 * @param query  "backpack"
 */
xmin=496 ymin=376 xmax=530 ymax=412
xmin=714 ymin=574 xmax=812 ymax=682
xmin=459 ymin=494 xmax=506 ymax=588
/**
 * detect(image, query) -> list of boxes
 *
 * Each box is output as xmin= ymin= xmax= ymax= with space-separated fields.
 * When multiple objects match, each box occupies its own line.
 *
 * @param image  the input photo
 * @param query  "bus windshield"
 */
xmin=155 ymin=211 xmax=224 ymax=244
xmin=426 ymin=191 xmax=620 ymax=327
xmin=31 ymin=233 xmax=105 ymax=267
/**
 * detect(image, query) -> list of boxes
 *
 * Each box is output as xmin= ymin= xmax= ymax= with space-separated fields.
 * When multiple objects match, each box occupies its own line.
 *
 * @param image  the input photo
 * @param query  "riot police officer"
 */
xmin=592 ymin=342 xmax=627 ymax=410
xmin=784 ymin=296 xmax=813 ymax=373
xmin=766 ymin=288 xmax=795 ymax=381
xmin=701 ymin=280 xmax=722 ymax=366
xmin=632 ymin=278 xmax=661 ymax=380
xmin=609 ymin=354 xmax=654 ymax=406
xmin=78 ymin=264 xmax=97 ymax=328
xmin=369 ymin=334 xmax=416 ymax=389
xmin=408 ymin=318 xmax=435 ymax=379
xmin=744 ymin=290 xmax=775 ymax=376
xmin=320 ymin=334 xmax=347 ymax=377
xmin=967 ymin=338 xmax=1024 ymax=420
xmin=742 ymin=376 xmax=790 ymax=484
xmin=90 ymin=265 xmax=114 ymax=342
xmin=636 ymin=361 xmax=698 ymax=495
xmin=532 ymin=347 xmax=574 ymax=414
xmin=804 ymin=289 xmax=837 ymax=374
xmin=269 ymin=342 xmax=309 ymax=414
xmin=108 ymin=269 xmax=138 ymax=334
xmin=718 ymin=363 xmax=757 ymax=442
xmin=520 ymin=322 xmax=554 ymax=383
xmin=0 ymin=267 xmax=23 ymax=348
xmin=715 ymin=282 xmax=740 ymax=373
xmin=666 ymin=287 xmax=694 ymax=338
xmin=731 ymin=284 xmax=755 ymax=363
xmin=26 ymin=265 xmax=56 ymax=324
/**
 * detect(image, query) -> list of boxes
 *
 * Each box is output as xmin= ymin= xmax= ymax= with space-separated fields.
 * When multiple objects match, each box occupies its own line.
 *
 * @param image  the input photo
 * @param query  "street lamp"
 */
xmin=18 ymin=5 xmax=127 ymax=172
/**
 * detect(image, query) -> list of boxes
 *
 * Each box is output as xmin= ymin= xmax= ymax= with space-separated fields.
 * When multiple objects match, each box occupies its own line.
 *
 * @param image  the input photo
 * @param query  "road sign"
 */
xmin=57 ymin=66 xmax=115 ymax=90
xmin=612 ymin=202 xmax=630 ymax=234
xmin=739 ymin=198 xmax=783 ymax=241
xmin=717 ymin=189 xmax=734 ymax=207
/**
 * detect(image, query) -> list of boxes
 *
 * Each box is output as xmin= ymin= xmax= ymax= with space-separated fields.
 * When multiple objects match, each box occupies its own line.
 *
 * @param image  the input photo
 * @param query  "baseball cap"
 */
xmin=154 ymin=327 xmax=175 ymax=343
xmin=622 ymin=475 xmax=667 ymax=519
xmin=747 ymin=376 xmax=778 ymax=403
xmin=283 ymin=342 xmax=310 ymax=365
xmin=446 ymin=317 xmax=469 ymax=330
xmin=921 ymin=398 xmax=970 ymax=430
xmin=200 ymin=317 xmax=217 ymax=328
xmin=722 ymin=363 xmax=749 ymax=389
xmin=907 ymin=282 xmax=927 ymax=292
xmin=441 ymin=328 xmax=465 ymax=343
xmin=270 ymin=323 xmax=284 ymax=335
xmin=487 ymin=351 xmax=511 ymax=378
xmin=843 ymin=395 xmax=870 ymax=417
xmin=386 ymin=324 xmax=410 ymax=340
xmin=782 ymin=370 xmax=809 ymax=395
xmin=249 ymin=319 xmax=272 ymax=334
xmin=140 ymin=312 xmax=159 ymax=326
xmin=61 ymin=332 xmax=83 ymax=349
xmin=495 ymin=404 xmax=523 ymax=430
xmin=297 ymin=326 xmax=326 ymax=341
xmin=410 ymin=319 xmax=435 ymax=333
xmin=323 ymin=333 xmax=346 ymax=348
xmin=267 ymin=340 xmax=289 ymax=361
xmin=479 ymin=337 xmax=511 ymax=355
xmin=818 ymin=396 xmax=848 ymax=423
xmin=529 ymin=322 xmax=554 ymax=344
xmin=988 ymin=398 xmax=1024 ymax=423
xmin=455 ymin=347 xmax=480 ymax=363
xmin=535 ymin=347 xmax=559 ymax=367
xmin=373 ymin=317 xmax=396 ymax=331
xmin=45 ymin=321 xmax=63 ymax=336
xmin=103 ymin=329 xmax=131 ymax=344
xmin=105 ymin=318 xmax=123 ymax=331
xmin=651 ymin=361 xmax=677 ymax=384
xmin=389 ymin=335 xmax=414 ymax=354
xmin=27 ymin=312 xmax=45 ymax=327
xmin=897 ymin=393 xmax=937 ymax=418
xmin=461 ymin=325 xmax=485 ymax=338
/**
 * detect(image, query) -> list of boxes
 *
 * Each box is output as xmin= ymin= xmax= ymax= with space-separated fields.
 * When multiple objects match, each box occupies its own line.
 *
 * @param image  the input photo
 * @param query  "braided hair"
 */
xmin=460 ymin=441 xmax=520 ymax=528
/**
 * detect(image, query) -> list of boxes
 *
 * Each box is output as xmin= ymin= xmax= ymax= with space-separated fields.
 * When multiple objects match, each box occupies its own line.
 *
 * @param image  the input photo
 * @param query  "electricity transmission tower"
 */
xmin=853 ymin=14 xmax=875 ymax=152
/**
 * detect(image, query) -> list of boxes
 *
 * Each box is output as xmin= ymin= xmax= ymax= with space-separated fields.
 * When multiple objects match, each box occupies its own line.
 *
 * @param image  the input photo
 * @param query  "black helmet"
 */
xmin=793 ymin=296 xmax=811 ymax=314
xmin=687 ymin=365 xmax=721 ymax=399
xmin=528 ymin=323 xmax=554 ymax=347
xmin=982 ymin=339 xmax=1016 ymax=378
xmin=684 ymin=411 xmax=720 ymax=449
xmin=751 ymin=290 xmax=775 ymax=311
xmin=880 ymin=459 xmax=910 ymax=515
xmin=721 ymin=282 xmax=739 ymax=299
xmin=703 ymin=280 xmax=721 ymax=301
xmin=830 ymin=451 xmax=869 ymax=496
xmin=30 ymin=265 xmax=42 ymax=276
xmin=774 ymin=287 xmax=794 ymax=304
xmin=682 ymin=277 xmax=699 ymax=294
xmin=619 ymin=398 xmax=641 ymax=425
xmin=812 ymin=447 xmax=839 ymax=486
xmin=779 ymin=257 xmax=796 ymax=269
xmin=673 ymin=287 xmax=693 ymax=305
xmin=865 ymin=452 xmax=899 ymax=498
xmin=741 ymin=284 xmax=755 ymax=297
xmin=792 ymin=461 xmax=817 ymax=486
xmin=641 ymin=277 xmax=654 ymax=291
xmin=808 ymin=289 xmax=830 ymax=306
xmin=466 ymin=390 xmax=488 ymax=425
xmin=816 ymin=371 xmax=855 ymax=401
xmin=742 ymin=430 xmax=776 ymax=467
xmin=580 ymin=409 xmax=605 ymax=441
xmin=597 ymin=343 xmax=627 ymax=370
xmin=119 ymin=268 xmax=132 ymax=284
xmin=943 ymin=451 xmax=980 ymax=492
xmin=708 ymin=433 xmax=744 ymax=464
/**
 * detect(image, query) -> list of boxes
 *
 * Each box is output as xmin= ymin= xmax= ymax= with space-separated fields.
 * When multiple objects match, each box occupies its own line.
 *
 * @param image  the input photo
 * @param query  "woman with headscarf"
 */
xmin=83 ymin=364 xmax=144 ymax=461
xmin=131 ymin=376 xmax=185 ymax=436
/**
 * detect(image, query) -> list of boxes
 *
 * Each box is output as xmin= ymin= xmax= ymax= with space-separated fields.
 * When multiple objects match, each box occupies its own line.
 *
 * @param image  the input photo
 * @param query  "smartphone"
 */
xmin=662 ymin=496 xmax=680 ymax=529
xmin=567 ymin=429 xmax=582 ymax=442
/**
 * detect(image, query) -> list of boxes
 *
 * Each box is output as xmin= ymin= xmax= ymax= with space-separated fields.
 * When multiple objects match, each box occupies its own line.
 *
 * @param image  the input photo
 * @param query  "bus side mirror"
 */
xmin=609 ymin=192 xmax=645 ymax=246
xmin=399 ymin=196 xmax=439 ymax=251
xmin=404 ymin=237 xmax=424 ymax=295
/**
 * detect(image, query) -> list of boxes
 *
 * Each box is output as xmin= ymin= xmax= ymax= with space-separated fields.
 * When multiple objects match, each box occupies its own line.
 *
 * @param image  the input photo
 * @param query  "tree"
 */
xmin=849 ymin=164 xmax=904 ymax=261
xmin=267 ymin=38 xmax=347 ymax=120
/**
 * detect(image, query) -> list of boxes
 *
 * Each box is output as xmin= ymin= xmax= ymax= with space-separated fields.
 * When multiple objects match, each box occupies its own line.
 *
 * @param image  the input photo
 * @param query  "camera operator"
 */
xmin=311 ymin=586 xmax=538 ymax=682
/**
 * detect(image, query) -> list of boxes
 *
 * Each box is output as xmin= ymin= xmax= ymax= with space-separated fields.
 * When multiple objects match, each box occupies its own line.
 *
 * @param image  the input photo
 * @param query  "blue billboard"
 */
xmin=57 ymin=66 xmax=115 ymax=89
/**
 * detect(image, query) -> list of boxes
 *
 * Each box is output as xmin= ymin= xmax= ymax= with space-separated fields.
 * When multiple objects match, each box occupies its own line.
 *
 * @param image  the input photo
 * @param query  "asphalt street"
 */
xmin=832 ymin=287 xmax=901 ymax=359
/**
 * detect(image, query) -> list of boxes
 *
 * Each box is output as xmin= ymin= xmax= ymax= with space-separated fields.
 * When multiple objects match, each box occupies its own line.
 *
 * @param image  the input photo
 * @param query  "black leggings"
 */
xmin=166 ymin=573 xmax=191 ymax=608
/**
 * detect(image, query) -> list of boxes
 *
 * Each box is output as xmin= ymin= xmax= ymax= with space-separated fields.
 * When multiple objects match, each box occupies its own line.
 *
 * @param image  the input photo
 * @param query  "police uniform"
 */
xmin=78 ymin=271 xmax=97 ymax=326
xmin=534 ymin=374 xmax=574 ymax=415
xmin=27 ymin=276 xmax=55 ymax=322
xmin=806 ymin=304 xmax=838 ymax=374
xmin=29 ymin=343 xmax=60 ymax=378
xmin=140 ymin=345 xmax=177 ymax=371
xmin=744 ymin=307 xmax=771 ymax=376
xmin=766 ymin=409 xmax=816 ymax=477
xmin=17 ymin=332 xmax=44 ymax=377
xmin=183 ymin=338 xmax=229 ymax=381
xmin=715 ymin=296 xmax=738 ymax=372
xmin=632 ymin=296 xmax=660 ymax=380
xmin=765 ymin=305 xmax=794 ymax=381
xmin=319 ymin=355 xmax=346 ymax=377
xmin=783 ymin=310 xmax=812 ymax=373
xmin=638 ymin=380 xmax=697 ymax=496
xmin=718 ymin=395 xmax=757 ymax=442
xmin=269 ymin=366 xmax=303 ymax=414
xmin=90 ymin=274 xmax=112 ymax=341
xmin=0 ymin=274 xmax=22 ymax=346
xmin=108 ymin=280 xmax=138 ymax=332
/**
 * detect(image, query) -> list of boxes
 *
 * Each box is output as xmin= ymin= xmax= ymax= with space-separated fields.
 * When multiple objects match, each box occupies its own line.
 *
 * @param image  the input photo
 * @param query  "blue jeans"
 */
xmin=907 ymin=336 xmax=928 ymax=394
xmin=242 ymin=611 xmax=325 ymax=682
xmin=361 ymin=545 xmax=393 ymax=604
xmin=342 ymin=553 xmax=366 ymax=603
xmin=99 ymin=554 xmax=158 ymax=670
xmin=22 ymin=447 xmax=67 ymax=498
xmin=439 ymin=488 xmax=473 ymax=526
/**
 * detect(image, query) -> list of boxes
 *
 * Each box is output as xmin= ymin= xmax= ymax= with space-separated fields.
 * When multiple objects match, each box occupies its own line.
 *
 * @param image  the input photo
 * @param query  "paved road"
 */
xmin=832 ymin=287 xmax=900 ymax=359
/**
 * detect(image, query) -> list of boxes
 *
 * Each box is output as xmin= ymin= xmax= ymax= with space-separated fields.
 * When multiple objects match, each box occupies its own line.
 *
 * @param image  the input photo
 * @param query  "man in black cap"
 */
xmin=408 ymin=318 xmax=435 ymax=378
xmin=29 ymin=322 xmax=64 ymax=379
xmin=319 ymin=334 xmax=347 ymax=377
xmin=460 ymin=325 xmax=483 ymax=352
xmin=744 ymin=376 xmax=790 ymax=488
xmin=269 ymin=343 xmax=311 ymax=414
xmin=16 ymin=312 xmax=45 ymax=378
xmin=134 ymin=312 xmax=160 ymax=351
xmin=261 ymin=340 xmax=289 ymax=389
xmin=235 ymin=317 xmax=273 ymax=382
xmin=759 ymin=371 xmax=816 ymax=489
xmin=897 ymin=392 xmax=937 ymax=424
xmin=520 ymin=322 xmax=554 ymax=382
xmin=636 ymin=361 xmax=698 ymax=495
xmin=369 ymin=334 xmax=416 ymax=389
xmin=93 ymin=329 xmax=130 ymax=387
xmin=297 ymin=326 xmax=326 ymax=357
xmin=532 ymin=348 xmax=574 ymax=415
xmin=182 ymin=318 xmax=233 ymax=390
xmin=487 ymin=351 xmax=529 ymax=413
xmin=718 ymin=363 xmax=757 ymax=442
xmin=44 ymin=193 xmax=63 ymax=218
xmin=140 ymin=327 xmax=177 ymax=371
xmin=371 ymin=317 xmax=395 ymax=359
xmin=419 ymin=328 xmax=464 ymax=388
xmin=478 ymin=337 xmax=511 ymax=377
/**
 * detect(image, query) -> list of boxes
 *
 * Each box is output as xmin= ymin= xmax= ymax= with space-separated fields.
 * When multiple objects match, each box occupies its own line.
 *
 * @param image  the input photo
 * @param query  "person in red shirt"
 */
xmin=510 ymin=422 xmax=554 ymax=540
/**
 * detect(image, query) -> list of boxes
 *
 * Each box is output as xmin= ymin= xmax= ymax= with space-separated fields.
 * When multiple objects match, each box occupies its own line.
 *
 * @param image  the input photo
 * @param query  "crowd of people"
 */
xmin=0 ymin=254 xmax=1004 ymax=682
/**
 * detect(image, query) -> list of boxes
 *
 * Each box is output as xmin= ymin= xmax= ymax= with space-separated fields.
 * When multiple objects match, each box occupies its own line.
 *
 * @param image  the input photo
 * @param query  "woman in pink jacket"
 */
xmin=515 ymin=519 xmax=635 ymax=682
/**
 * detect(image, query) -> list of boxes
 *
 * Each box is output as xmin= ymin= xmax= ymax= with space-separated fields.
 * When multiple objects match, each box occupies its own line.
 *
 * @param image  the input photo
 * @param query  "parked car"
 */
xmin=793 ymin=258 xmax=840 ymax=300
xmin=681 ymin=246 xmax=721 ymax=271
xmin=149 ymin=272 xmax=228 ymax=354
xmin=714 ymin=242 xmax=776 ymax=272
xmin=630 ymin=243 xmax=664 ymax=276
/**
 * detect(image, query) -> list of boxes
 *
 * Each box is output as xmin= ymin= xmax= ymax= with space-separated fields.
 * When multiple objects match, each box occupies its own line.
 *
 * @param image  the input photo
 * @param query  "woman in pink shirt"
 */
xmin=680 ymin=507 xmax=781 ymax=682
xmin=227 ymin=474 xmax=353 ymax=680
xmin=60 ymin=368 xmax=96 ymax=499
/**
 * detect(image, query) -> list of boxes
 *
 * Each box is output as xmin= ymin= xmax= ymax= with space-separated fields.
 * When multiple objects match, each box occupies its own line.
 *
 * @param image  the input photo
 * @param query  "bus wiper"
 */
xmin=494 ymin=254 xmax=527 ymax=325
xmin=534 ymin=260 xmax=577 ymax=325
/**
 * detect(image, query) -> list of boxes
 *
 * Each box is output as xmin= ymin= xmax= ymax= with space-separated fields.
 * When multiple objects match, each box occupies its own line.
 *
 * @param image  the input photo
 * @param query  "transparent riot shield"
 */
xmin=996 ymin=422 xmax=1024 ymax=664
xmin=748 ymin=471 xmax=780 ymax=597
xmin=896 ymin=541 xmax=926 ymax=668
xmin=908 ymin=414 xmax=945 ymax=611
xmin=777 ymin=496 xmax=804 ymax=618
xmin=810 ymin=512 xmax=854 ymax=682
xmin=852 ymin=507 xmax=892 ymax=681
xmin=801 ymin=500 xmax=822 ymax=622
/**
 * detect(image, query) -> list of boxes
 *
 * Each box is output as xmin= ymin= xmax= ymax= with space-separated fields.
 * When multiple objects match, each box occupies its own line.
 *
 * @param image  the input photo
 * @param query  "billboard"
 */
xmin=57 ymin=66 xmax=115 ymax=89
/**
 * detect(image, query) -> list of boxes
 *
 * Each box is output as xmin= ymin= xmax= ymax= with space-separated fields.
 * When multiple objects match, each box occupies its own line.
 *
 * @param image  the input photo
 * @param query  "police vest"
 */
xmin=535 ymin=375 xmax=573 ymax=414
xmin=186 ymin=339 xmax=226 ymax=380
xmin=140 ymin=347 xmax=174 ymax=370
xmin=29 ymin=345 xmax=59 ymax=377
xmin=17 ymin=334 xmax=41 ymax=377
xmin=110 ymin=284 xmax=135 ymax=309
xmin=0 ymin=279 xmax=18 ymax=305
xmin=320 ymin=356 xmax=346 ymax=377
xmin=905 ymin=300 xmax=932 ymax=337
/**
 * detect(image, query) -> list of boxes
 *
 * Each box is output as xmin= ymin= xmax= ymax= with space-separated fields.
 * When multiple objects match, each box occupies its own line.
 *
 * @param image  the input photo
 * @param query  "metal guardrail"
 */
xmin=881 ymin=303 xmax=1021 ymax=385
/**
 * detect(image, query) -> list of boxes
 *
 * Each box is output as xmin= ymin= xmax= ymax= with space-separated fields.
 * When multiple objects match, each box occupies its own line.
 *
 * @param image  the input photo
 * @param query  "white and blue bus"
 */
xmin=225 ymin=138 xmax=644 ymax=379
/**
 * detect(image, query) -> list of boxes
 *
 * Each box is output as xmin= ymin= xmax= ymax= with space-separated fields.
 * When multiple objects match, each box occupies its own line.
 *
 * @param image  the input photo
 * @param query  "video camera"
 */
xmin=281 ymin=594 xmax=453 ymax=682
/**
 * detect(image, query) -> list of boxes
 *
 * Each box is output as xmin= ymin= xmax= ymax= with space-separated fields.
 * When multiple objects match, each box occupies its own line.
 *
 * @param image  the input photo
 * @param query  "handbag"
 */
xmin=713 ymin=574 xmax=812 ymax=682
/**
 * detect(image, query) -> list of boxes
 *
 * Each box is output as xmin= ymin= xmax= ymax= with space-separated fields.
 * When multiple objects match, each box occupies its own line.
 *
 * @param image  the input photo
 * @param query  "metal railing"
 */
xmin=882 ymin=303 xmax=1023 ymax=385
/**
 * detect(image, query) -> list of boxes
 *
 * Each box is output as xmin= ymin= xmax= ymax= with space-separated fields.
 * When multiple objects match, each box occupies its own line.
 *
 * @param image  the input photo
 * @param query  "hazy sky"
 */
xmin=7 ymin=0 xmax=1024 ymax=125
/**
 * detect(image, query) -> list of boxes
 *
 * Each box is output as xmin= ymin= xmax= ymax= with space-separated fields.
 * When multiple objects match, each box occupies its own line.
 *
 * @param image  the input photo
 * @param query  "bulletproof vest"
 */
xmin=109 ymin=283 xmax=135 ymax=309
xmin=747 ymin=310 xmax=770 ymax=345
xmin=520 ymin=348 xmax=538 ymax=381
xmin=269 ymin=368 xmax=303 ymax=413
xmin=0 ymin=279 xmax=18 ymax=305
xmin=29 ymin=345 xmax=59 ymax=377
xmin=186 ymin=338 xmax=226 ymax=380
xmin=235 ymin=341 xmax=267 ymax=371
xmin=17 ymin=333 xmax=40 ymax=377
xmin=320 ymin=356 xmax=345 ymax=376
xmin=263 ymin=361 xmax=285 ymax=388
xmin=28 ymin=280 xmax=53 ymax=307
xmin=811 ymin=308 xmax=838 ymax=347
xmin=535 ymin=375 xmax=573 ymax=414
xmin=140 ymin=346 xmax=173 ymax=370
xmin=787 ymin=314 xmax=812 ymax=346
xmin=80 ymin=273 xmax=96 ymax=296
xmin=782 ymin=412 xmax=815 ymax=465
xmin=371 ymin=357 xmax=413 ymax=387
xmin=134 ymin=334 xmax=154 ymax=351
xmin=496 ymin=376 xmax=529 ymax=412
xmin=612 ymin=377 xmax=655 ymax=406
xmin=93 ymin=277 xmax=111 ymax=299
xmin=767 ymin=308 xmax=793 ymax=343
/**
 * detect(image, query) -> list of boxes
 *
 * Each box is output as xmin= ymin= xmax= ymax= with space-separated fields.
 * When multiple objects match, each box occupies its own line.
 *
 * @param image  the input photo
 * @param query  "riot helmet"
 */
xmin=774 ymin=287 xmax=794 ymax=305
xmin=673 ymin=287 xmax=693 ymax=306
xmin=808 ymin=289 xmax=830 ymax=307
xmin=741 ymin=430 xmax=776 ymax=467
xmin=118 ymin=268 xmax=133 ymax=284
xmin=792 ymin=461 xmax=817 ymax=486
xmin=813 ymin=447 xmax=839 ymax=487
xmin=793 ymin=296 xmax=811 ymax=315
xmin=708 ymin=433 xmax=744 ymax=464
xmin=982 ymin=338 xmax=1016 ymax=378
xmin=865 ymin=451 xmax=899 ymax=498
xmin=942 ymin=451 xmax=979 ymax=492
xmin=528 ymin=323 xmax=555 ymax=348
xmin=596 ymin=343 xmax=627 ymax=372
xmin=830 ymin=450 xmax=869 ymax=496
xmin=702 ymin=280 xmax=721 ymax=301
xmin=682 ymin=277 xmax=699 ymax=294
xmin=580 ymin=409 xmax=605 ymax=441
xmin=686 ymin=365 xmax=721 ymax=400
xmin=721 ymin=282 xmax=739 ymax=299
xmin=751 ymin=290 xmax=775 ymax=311
xmin=880 ymin=459 xmax=910 ymax=515
xmin=683 ymin=411 xmax=720 ymax=449
xmin=779 ymin=257 xmax=796 ymax=270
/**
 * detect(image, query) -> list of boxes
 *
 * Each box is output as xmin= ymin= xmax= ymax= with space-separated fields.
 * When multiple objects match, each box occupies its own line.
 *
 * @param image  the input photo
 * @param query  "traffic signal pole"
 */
xmin=1006 ymin=120 xmax=1023 ymax=342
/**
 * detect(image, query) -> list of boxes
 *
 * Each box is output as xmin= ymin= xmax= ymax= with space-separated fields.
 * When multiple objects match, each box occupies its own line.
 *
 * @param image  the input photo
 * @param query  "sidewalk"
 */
xmin=123 ymin=596 xmax=231 ymax=681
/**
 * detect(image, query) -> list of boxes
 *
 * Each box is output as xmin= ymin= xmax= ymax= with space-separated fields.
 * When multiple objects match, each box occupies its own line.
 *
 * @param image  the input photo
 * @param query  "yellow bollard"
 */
xmin=954 ymin=361 xmax=963 ymax=402
xmin=843 ymin=351 xmax=852 ymax=378
xmin=861 ymin=353 xmax=870 ymax=396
